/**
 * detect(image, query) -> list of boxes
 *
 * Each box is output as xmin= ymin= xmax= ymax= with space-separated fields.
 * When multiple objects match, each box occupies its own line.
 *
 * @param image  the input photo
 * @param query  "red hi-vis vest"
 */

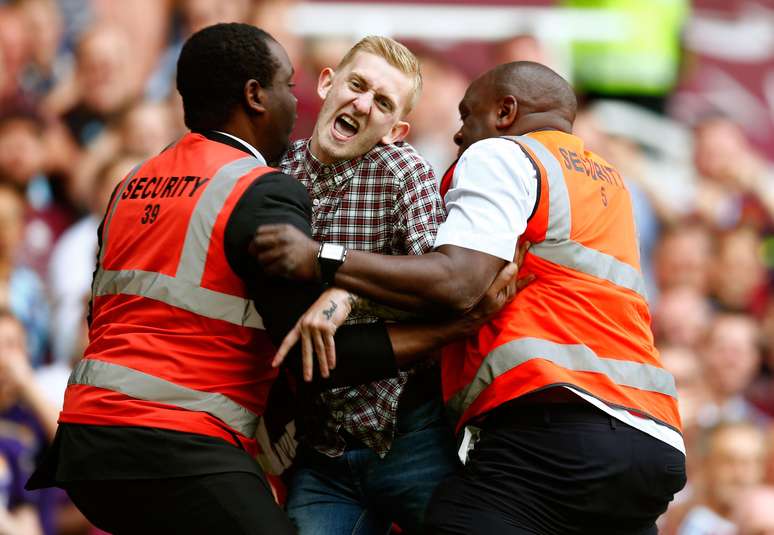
xmin=60 ymin=133 xmax=277 ymax=456
xmin=442 ymin=131 xmax=681 ymax=434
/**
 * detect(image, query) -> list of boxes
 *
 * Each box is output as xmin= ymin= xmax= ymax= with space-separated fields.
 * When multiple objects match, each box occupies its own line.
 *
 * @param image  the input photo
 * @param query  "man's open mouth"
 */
xmin=332 ymin=114 xmax=359 ymax=140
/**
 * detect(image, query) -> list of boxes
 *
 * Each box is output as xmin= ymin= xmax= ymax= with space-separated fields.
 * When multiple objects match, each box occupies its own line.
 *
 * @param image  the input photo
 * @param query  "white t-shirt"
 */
xmin=435 ymin=137 xmax=685 ymax=455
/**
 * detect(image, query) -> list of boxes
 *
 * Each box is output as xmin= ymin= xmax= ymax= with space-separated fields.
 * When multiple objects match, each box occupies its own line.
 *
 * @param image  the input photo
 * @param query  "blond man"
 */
xmin=278 ymin=36 xmax=452 ymax=534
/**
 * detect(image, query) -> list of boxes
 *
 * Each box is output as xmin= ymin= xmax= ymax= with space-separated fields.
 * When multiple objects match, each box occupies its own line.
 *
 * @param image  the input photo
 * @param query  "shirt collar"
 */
xmin=210 ymin=130 xmax=267 ymax=164
xmin=301 ymin=139 xmax=363 ymax=183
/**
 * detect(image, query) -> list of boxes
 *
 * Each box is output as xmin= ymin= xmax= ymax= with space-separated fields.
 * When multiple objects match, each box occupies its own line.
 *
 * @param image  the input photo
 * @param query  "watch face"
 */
xmin=321 ymin=243 xmax=345 ymax=261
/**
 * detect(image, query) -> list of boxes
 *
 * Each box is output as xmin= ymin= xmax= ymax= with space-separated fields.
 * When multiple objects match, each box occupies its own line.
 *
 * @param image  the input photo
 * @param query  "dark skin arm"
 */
xmin=252 ymin=224 xmax=507 ymax=314
xmin=271 ymin=246 xmax=533 ymax=380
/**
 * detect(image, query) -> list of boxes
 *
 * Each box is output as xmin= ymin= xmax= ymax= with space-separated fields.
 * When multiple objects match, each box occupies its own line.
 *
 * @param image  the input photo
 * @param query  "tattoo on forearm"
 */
xmin=322 ymin=300 xmax=338 ymax=320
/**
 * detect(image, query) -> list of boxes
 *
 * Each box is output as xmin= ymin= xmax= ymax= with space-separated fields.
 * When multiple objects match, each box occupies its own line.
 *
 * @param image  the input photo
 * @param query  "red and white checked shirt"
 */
xmin=280 ymin=138 xmax=444 ymax=457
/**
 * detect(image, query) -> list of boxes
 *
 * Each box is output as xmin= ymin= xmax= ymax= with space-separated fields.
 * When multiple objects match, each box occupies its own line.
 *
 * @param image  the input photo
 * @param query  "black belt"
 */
xmin=482 ymin=397 xmax=619 ymax=430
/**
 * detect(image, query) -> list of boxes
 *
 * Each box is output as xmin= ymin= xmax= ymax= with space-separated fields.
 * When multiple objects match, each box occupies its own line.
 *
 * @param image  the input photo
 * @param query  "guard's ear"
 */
xmin=495 ymin=95 xmax=518 ymax=130
xmin=381 ymin=120 xmax=410 ymax=144
xmin=244 ymin=79 xmax=266 ymax=115
xmin=317 ymin=67 xmax=335 ymax=100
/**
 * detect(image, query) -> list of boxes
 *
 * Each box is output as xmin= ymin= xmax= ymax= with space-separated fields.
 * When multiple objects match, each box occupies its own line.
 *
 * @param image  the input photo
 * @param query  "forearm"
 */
xmin=387 ymin=317 xmax=473 ymax=367
xmin=335 ymin=247 xmax=499 ymax=314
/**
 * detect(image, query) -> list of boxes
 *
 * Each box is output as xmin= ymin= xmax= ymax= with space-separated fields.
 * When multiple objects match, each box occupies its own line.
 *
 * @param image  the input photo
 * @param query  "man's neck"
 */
xmin=309 ymin=131 xmax=336 ymax=165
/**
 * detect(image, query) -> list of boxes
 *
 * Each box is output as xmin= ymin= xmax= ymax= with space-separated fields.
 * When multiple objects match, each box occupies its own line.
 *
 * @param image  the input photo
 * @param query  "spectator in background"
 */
xmin=16 ymin=0 xmax=70 ymax=102
xmin=709 ymin=226 xmax=769 ymax=315
xmin=693 ymin=116 xmax=774 ymax=230
xmin=492 ymin=34 xmax=553 ymax=69
xmin=698 ymin=313 xmax=767 ymax=428
xmin=674 ymin=422 xmax=766 ymax=535
xmin=660 ymin=346 xmax=708 ymax=438
xmin=653 ymin=287 xmax=713 ymax=349
xmin=0 ymin=110 xmax=74 ymax=280
xmin=732 ymin=486 xmax=774 ymax=535
xmin=0 ymin=184 xmax=48 ymax=368
xmin=0 ymin=6 xmax=32 ymax=108
xmin=0 ymin=309 xmax=60 ymax=535
xmin=49 ymin=154 xmax=141 ymax=366
xmin=406 ymin=52 xmax=468 ymax=176
xmin=57 ymin=24 xmax=139 ymax=148
xmin=653 ymin=222 xmax=713 ymax=295
xmin=145 ymin=0 xmax=254 ymax=102
xmin=73 ymin=99 xmax=177 ymax=207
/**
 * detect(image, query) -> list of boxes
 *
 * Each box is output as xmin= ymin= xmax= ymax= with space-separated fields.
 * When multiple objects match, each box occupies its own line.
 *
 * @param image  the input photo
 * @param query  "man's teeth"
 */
xmin=336 ymin=115 xmax=358 ymax=135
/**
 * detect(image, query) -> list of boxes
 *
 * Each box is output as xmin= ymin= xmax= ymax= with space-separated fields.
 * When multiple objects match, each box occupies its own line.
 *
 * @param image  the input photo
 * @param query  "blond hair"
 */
xmin=337 ymin=36 xmax=422 ymax=115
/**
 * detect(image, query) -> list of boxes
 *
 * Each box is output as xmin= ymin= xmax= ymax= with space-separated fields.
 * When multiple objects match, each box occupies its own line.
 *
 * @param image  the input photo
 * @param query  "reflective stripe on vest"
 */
xmin=69 ymin=359 xmax=259 ymax=437
xmin=513 ymin=136 xmax=648 ymax=300
xmin=92 ymin=157 xmax=264 ymax=328
xmin=448 ymin=337 xmax=678 ymax=416
xmin=72 ymin=155 xmax=266 ymax=436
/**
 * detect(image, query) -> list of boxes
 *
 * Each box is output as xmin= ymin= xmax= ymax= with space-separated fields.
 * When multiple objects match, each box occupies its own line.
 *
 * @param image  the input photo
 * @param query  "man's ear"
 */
xmin=495 ymin=95 xmax=518 ymax=130
xmin=317 ymin=67 xmax=335 ymax=100
xmin=244 ymin=79 xmax=266 ymax=115
xmin=381 ymin=120 xmax=410 ymax=145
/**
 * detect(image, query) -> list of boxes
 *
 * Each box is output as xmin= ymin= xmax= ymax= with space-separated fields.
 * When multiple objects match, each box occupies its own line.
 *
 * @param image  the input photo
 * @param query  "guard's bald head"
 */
xmin=487 ymin=61 xmax=577 ymax=123
xmin=453 ymin=61 xmax=577 ymax=157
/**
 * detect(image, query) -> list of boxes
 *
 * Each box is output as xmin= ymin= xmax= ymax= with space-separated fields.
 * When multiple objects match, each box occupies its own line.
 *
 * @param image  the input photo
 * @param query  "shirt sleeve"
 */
xmin=433 ymin=137 xmax=538 ymax=261
xmin=393 ymin=157 xmax=445 ymax=256
xmin=223 ymin=171 xmax=398 ymax=388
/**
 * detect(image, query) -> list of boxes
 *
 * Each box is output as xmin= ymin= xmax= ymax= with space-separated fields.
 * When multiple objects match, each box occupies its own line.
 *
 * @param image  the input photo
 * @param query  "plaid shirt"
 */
xmin=279 ymin=139 xmax=444 ymax=457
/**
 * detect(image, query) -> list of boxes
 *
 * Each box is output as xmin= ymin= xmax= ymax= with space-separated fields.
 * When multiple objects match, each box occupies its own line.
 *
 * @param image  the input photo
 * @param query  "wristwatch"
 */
xmin=317 ymin=242 xmax=348 ymax=286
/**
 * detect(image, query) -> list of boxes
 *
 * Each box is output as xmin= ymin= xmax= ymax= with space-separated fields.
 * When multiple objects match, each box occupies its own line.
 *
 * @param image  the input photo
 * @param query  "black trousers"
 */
xmin=65 ymin=471 xmax=297 ymax=535
xmin=425 ymin=402 xmax=686 ymax=535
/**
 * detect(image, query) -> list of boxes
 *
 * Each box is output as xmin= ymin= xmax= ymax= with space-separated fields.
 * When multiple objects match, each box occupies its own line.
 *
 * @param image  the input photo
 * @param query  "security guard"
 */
xmin=254 ymin=61 xmax=687 ymax=534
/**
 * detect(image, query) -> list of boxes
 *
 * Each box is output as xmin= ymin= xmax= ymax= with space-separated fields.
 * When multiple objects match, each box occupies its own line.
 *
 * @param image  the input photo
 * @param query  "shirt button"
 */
xmin=321 ymin=166 xmax=331 ymax=174
xmin=312 ymin=198 xmax=320 ymax=207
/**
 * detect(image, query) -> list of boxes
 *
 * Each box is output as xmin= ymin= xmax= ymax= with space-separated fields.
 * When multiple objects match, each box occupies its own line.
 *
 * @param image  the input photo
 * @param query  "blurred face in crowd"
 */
xmin=312 ymin=51 xmax=413 ymax=164
xmin=711 ymin=227 xmax=766 ymax=312
xmin=654 ymin=225 xmax=712 ymax=293
xmin=181 ymin=0 xmax=252 ymax=33
xmin=702 ymin=314 xmax=760 ymax=399
xmin=121 ymin=101 xmax=175 ymax=157
xmin=77 ymin=26 xmax=136 ymax=115
xmin=0 ymin=7 xmax=30 ymax=81
xmin=0 ymin=186 xmax=25 ymax=263
xmin=705 ymin=424 xmax=767 ymax=516
xmin=734 ymin=486 xmax=774 ymax=535
xmin=660 ymin=346 xmax=707 ymax=430
xmin=19 ymin=0 xmax=62 ymax=70
xmin=653 ymin=287 xmax=713 ymax=348
xmin=694 ymin=118 xmax=752 ymax=184
xmin=0 ymin=118 xmax=45 ymax=185
xmin=0 ymin=316 xmax=26 ymax=411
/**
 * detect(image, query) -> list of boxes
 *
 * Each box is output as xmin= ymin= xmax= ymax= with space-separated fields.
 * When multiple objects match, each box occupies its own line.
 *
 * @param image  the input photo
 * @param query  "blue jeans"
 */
xmin=286 ymin=399 xmax=459 ymax=535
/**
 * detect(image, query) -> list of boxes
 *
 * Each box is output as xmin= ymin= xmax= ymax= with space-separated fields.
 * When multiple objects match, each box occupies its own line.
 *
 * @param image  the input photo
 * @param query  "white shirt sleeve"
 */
xmin=433 ymin=137 xmax=538 ymax=261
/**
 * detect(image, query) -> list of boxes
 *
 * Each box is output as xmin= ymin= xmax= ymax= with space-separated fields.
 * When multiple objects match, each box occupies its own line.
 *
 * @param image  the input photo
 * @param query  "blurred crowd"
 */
xmin=0 ymin=0 xmax=773 ymax=534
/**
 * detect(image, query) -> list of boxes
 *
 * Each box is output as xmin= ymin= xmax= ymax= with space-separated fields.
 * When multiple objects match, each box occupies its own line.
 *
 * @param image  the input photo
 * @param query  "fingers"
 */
xmin=488 ymin=262 xmax=519 ymax=296
xmin=272 ymin=323 xmax=300 ymax=367
xmin=301 ymin=329 xmax=314 ymax=382
xmin=324 ymin=332 xmax=337 ymax=371
xmin=514 ymin=240 xmax=532 ymax=266
xmin=312 ymin=330 xmax=330 ymax=379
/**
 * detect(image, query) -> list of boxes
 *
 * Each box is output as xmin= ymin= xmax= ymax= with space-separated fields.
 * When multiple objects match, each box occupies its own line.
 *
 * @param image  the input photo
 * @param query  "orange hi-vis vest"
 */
xmin=60 ymin=133 xmax=277 ymax=456
xmin=442 ymin=131 xmax=681 ymax=434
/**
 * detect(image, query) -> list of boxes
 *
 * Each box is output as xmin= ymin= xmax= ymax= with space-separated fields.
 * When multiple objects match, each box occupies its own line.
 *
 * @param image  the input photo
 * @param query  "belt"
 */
xmin=482 ymin=394 xmax=619 ymax=430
